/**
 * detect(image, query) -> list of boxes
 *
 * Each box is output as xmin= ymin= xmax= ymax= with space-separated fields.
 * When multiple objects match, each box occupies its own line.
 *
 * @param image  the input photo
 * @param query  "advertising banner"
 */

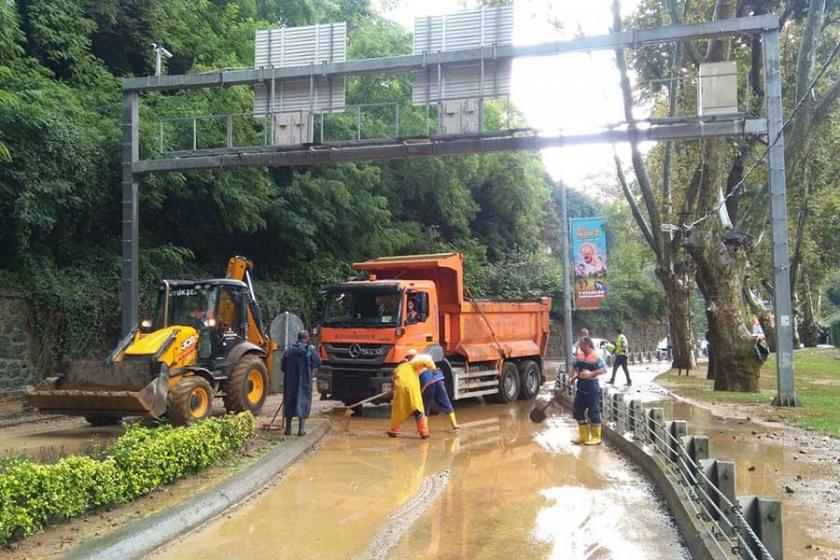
xmin=570 ymin=217 xmax=607 ymax=310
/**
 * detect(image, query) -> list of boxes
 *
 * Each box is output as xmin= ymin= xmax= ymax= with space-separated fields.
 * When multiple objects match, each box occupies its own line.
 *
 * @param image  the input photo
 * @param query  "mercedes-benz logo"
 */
xmin=348 ymin=344 xmax=362 ymax=358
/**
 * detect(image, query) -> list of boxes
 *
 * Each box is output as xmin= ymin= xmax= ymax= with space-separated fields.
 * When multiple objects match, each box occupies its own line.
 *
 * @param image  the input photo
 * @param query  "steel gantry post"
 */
xmin=762 ymin=29 xmax=798 ymax=406
xmin=558 ymin=180 xmax=575 ymax=380
xmin=121 ymin=92 xmax=140 ymax=335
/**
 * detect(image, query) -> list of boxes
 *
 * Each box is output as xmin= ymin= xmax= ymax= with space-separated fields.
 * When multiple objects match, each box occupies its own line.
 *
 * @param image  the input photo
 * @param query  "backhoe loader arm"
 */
xmin=226 ymin=256 xmax=270 ymax=350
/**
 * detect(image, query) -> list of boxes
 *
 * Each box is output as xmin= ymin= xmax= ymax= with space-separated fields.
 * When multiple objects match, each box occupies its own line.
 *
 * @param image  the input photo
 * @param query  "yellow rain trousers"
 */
xmin=389 ymin=360 xmax=431 ymax=437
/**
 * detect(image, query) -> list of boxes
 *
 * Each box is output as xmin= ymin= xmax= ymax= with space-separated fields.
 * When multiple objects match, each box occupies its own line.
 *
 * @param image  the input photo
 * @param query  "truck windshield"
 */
xmin=322 ymin=287 xmax=402 ymax=327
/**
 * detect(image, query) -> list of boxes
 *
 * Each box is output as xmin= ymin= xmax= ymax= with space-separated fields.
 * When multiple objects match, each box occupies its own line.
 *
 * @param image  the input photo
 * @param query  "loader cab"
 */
xmin=149 ymin=279 xmax=250 ymax=363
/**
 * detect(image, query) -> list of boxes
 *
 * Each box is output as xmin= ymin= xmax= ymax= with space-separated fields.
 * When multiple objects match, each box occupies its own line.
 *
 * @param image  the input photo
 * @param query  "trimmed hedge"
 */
xmin=0 ymin=412 xmax=255 ymax=546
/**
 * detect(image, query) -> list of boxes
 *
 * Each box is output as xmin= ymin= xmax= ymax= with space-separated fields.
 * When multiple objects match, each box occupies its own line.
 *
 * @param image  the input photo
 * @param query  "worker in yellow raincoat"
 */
xmin=388 ymin=353 xmax=435 ymax=439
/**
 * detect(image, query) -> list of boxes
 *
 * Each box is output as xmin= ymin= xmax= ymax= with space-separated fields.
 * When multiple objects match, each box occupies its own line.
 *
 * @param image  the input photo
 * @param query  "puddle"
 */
xmin=645 ymin=399 xmax=840 ymax=558
xmin=154 ymin=401 xmax=688 ymax=560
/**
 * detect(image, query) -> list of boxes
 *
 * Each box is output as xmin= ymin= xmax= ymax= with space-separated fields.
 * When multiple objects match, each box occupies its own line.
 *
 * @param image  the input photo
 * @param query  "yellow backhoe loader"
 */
xmin=25 ymin=256 xmax=276 ymax=426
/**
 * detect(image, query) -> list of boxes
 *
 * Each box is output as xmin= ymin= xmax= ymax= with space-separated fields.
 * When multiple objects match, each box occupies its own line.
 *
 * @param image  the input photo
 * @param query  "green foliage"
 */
xmin=0 ymin=0 xmax=669 ymax=363
xmin=0 ymin=412 xmax=255 ymax=546
xmin=829 ymin=316 xmax=840 ymax=347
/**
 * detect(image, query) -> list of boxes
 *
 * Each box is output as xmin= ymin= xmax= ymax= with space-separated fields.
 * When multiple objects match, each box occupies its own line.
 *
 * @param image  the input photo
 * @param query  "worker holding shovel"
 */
xmin=566 ymin=336 xmax=607 ymax=446
xmin=388 ymin=353 xmax=433 ymax=439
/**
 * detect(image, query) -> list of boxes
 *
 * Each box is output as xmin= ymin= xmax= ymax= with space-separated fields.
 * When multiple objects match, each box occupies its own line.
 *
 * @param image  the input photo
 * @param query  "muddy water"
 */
xmin=155 ymin=401 xmax=687 ymax=560
xmin=661 ymin=400 xmax=840 ymax=558
xmin=0 ymin=418 xmax=122 ymax=461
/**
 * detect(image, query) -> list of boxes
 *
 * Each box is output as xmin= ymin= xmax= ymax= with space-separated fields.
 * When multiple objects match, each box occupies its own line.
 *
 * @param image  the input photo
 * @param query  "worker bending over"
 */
xmin=419 ymin=363 xmax=460 ymax=431
xmin=388 ymin=353 xmax=434 ymax=439
xmin=568 ymin=336 xmax=607 ymax=445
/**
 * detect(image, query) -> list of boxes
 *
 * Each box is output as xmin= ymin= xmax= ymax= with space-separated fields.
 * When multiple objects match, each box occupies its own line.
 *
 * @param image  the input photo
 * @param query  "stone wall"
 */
xmin=0 ymin=292 xmax=38 ymax=394
xmin=545 ymin=319 xmax=668 ymax=358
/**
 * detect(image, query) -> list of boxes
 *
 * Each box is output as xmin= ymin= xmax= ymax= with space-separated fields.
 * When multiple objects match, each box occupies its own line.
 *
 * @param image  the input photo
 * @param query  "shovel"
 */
xmin=332 ymin=390 xmax=393 ymax=418
xmin=529 ymin=379 xmax=573 ymax=424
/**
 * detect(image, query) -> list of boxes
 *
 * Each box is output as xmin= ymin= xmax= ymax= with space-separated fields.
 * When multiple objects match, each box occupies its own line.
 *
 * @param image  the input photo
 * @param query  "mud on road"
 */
xmin=152 ymin=400 xmax=688 ymax=560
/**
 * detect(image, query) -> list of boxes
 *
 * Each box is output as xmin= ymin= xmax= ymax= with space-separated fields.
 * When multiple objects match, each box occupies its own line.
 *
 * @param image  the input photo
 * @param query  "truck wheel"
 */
xmin=224 ymin=355 xmax=268 ymax=414
xmin=518 ymin=360 xmax=541 ymax=400
xmin=168 ymin=376 xmax=214 ymax=426
xmin=84 ymin=415 xmax=122 ymax=427
xmin=493 ymin=361 xmax=520 ymax=403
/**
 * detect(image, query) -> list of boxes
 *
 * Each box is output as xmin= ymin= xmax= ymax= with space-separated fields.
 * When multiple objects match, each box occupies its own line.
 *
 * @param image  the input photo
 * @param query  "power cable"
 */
xmin=679 ymin=37 xmax=840 ymax=233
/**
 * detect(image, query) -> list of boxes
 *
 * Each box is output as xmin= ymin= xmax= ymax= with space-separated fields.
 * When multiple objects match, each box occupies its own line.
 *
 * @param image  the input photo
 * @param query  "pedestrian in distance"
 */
xmin=281 ymin=330 xmax=321 ymax=437
xmin=419 ymin=363 xmax=459 ymax=431
xmin=564 ymin=336 xmax=607 ymax=445
xmin=388 ymin=353 xmax=433 ymax=439
xmin=607 ymin=327 xmax=631 ymax=386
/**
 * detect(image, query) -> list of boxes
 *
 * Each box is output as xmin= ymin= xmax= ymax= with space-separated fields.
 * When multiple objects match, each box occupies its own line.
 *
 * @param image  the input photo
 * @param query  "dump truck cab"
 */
xmin=318 ymin=278 xmax=439 ymax=404
xmin=316 ymin=253 xmax=550 ymax=406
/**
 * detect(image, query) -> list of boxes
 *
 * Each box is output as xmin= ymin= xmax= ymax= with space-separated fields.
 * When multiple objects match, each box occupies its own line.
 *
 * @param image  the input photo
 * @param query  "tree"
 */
xmin=618 ymin=0 xmax=840 ymax=390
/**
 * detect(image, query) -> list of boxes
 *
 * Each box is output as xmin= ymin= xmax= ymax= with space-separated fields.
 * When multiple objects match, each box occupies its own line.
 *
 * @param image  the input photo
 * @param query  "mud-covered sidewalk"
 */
xmin=623 ymin=362 xmax=840 ymax=559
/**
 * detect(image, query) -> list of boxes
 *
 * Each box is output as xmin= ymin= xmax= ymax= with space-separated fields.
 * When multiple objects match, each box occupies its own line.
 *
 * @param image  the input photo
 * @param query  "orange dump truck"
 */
xmin=316 ymin=253 xmax=551 ymax=406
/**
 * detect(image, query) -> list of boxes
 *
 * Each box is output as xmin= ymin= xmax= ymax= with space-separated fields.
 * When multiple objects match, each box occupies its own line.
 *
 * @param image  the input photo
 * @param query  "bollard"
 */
xmin=611 ymin=392 xmax=625 ymax=432
xmin=647 ymin=407 xmax=665 ymax=451
xmin=601 ymin=386 xmax=610 ymax=420
xmin=679 ymin=435 xmax=709 ymax=484
xmin=738 ymin=496 xmax=783 ymax=560
xmin=628 ymin=399 xmax=643 ymax=440
xmin=646 ymin=351 xmax=653 ymax=362
xmin=668 ymin=420 xmax=687 ymax=463
xmin=699 ymin=459 xmax=737 ymax=536
xmin=680 ymin=435 xmax=709 ymax=464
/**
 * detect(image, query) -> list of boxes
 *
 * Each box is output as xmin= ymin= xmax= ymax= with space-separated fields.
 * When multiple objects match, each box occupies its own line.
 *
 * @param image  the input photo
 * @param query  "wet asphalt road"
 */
xmin=152 ymin=398 xmax=688 ymax=560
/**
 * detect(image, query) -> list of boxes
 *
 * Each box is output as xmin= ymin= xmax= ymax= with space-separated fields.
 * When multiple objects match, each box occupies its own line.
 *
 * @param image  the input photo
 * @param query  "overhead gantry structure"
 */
xmin=120 ymin=13 xmax=797 ymax=405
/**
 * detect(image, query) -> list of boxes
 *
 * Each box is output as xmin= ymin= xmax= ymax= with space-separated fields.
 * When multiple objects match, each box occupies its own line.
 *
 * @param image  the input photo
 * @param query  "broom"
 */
xmin=260 ymin=397 xmax=284 ymax=432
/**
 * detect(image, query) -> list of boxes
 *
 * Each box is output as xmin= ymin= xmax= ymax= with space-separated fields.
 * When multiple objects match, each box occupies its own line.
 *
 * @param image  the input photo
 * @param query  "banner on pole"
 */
xmin=570 ymin=217 xmax=607 ymax=310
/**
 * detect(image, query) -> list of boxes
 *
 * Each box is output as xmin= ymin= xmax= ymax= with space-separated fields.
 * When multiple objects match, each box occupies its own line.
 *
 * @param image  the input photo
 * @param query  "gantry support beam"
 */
xmin=133 ymin=119 xmax=767 ymax=174
xmin=123 ymin=15 xmax=779 ymax=93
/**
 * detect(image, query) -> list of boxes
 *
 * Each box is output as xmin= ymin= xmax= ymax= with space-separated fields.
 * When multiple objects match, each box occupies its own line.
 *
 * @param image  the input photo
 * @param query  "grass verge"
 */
xmin=656 ymin=347 xmax=840 ymax=436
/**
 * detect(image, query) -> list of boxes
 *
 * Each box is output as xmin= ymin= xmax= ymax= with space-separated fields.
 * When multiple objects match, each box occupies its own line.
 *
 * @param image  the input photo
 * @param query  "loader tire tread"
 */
xmin=224 ymin=354 xmax=268 ymax=414
xmin=167 ymin=376 xmax=213 ymax=426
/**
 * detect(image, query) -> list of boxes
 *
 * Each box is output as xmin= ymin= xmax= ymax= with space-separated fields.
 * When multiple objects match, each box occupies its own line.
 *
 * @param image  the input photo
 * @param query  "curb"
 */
xmin=552 ymin=393 xmax=727 ymax=560
xmin=61 ymin=419 xmax=331 ymax=560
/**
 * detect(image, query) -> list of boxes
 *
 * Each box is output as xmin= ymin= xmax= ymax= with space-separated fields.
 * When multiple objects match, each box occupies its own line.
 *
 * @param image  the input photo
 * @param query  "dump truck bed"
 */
xmin=445 ymin=298 xmax=551 ymax=363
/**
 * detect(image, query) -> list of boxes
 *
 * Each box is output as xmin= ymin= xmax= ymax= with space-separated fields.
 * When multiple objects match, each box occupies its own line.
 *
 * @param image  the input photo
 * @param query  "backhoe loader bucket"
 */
xmin=24 ymin=360 xmax=169 ymax=418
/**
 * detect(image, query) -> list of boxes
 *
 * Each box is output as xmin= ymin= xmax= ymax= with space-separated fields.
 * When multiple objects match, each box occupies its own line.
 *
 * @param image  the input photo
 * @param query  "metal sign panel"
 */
xmin=254 ymin=77 xmax=344 ymax=114
xmin=255 ymin=23 xmax=346 ymax=68
xmin=412 ymin=5 xmax=513 ymax=105
xmin=254 ymin=23 xmax=346 ymax=114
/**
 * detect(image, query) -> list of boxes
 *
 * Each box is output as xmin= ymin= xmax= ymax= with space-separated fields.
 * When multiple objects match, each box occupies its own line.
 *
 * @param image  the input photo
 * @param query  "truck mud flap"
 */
xmin=24 ymin=360 xmax=168 ymax=418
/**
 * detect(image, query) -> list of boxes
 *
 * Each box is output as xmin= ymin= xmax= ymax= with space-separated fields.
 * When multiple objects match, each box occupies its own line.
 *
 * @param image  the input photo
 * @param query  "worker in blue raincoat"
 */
xmin=281 ymin=330 xmax=321 ymax=436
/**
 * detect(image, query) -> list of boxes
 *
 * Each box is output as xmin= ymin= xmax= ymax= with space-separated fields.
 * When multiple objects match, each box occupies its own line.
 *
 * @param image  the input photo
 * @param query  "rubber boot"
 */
xmin=585 ymin=424 xmax=602 ymax=445
xmin=448 ymin=412 xmax=460 ymax=430
xmin=416 ymin=415 xmax=430 ymax=439
xmin=284 ymin=416 xmax=293 ymax=436
xmin=572 ymin=423 xmax=589 ymax=445
xmin=297 ymin=418 xmax=306 ymax=437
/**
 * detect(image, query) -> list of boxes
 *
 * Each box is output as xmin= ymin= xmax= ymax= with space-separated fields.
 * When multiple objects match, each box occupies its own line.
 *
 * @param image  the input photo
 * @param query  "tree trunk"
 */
xmin=687 ymin=229 xmax=763 ymax=391
xmin=799 ymin=276 xmax=820 ymax=347
xmin=657 ymin=269 xmax=696 ymax=371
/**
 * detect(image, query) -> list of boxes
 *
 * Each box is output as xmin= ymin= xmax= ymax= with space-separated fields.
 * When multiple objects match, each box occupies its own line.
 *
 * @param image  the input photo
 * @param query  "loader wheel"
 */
xmin=224 ymin=355 xmax=268 ymax=414
xmin=168 ymin=376 xmax=214 ymax=426
xmin=84 ymin=415 xmax=122 ymax=427
xmin=492 ymin=361 xmax=520 ymax=404
xmin=518 ymin=360 xmax=541 ymax=401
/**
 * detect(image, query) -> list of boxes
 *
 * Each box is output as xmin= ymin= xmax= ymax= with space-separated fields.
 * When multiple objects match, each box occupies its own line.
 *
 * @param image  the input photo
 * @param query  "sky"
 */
xmin=372 ymin=0 xmax=641 ymax=187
